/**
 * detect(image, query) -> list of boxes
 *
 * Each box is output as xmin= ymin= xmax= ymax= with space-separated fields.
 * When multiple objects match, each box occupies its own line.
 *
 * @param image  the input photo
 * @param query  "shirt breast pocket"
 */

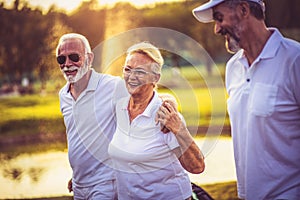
xmin=249 ymin=83 xmax=278 ymax=117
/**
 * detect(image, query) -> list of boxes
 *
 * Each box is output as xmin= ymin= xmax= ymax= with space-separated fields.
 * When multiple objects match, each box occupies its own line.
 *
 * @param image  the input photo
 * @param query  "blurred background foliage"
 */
xmin=0 ymin=0 xmax=299 ymax=94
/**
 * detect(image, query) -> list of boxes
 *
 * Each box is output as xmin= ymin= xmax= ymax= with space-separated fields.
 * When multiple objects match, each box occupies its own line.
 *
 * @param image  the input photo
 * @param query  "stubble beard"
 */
xmin=225 ymin=23 xmax=242 ymax=54
xmin=226 ymin=35 xmax=241 ymax=54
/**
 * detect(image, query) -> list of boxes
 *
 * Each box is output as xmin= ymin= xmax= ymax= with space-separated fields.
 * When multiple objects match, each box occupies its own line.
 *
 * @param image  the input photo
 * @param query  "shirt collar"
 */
xmin=121 ymin=91 xmax=161 ymax=118
xmin=86 ymin=68 xmax=100 ymax=92
xmin=143 ymin=91 xmax=161 ymax=118
xmin=258 ymin=28 xmax=282 ymax=60
xmin=238 ymin=28 xmax=283 ymax=66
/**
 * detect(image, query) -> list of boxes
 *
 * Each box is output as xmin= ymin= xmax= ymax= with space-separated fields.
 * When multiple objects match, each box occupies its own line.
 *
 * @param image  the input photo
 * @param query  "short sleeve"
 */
xmin=112 ymin=78 xmax=129 ymax=107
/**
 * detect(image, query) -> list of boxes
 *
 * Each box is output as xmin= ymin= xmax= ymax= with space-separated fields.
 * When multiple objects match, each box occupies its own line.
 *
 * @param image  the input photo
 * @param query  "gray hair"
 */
xmin=224 ymin=0 xmax=265 ymax=20
xmin=56 ymin=33 xmax=92 ymax=56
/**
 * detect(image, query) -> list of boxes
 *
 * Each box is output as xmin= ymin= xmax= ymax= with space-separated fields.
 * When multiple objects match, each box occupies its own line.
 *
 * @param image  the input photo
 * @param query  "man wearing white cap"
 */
xmin=193 ymin=0 xmax=300 ymax=199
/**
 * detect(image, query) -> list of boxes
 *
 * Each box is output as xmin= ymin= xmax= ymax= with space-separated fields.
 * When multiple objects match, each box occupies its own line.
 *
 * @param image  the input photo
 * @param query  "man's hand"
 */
xmin=68 ymin=178 xmax=73 ymax=193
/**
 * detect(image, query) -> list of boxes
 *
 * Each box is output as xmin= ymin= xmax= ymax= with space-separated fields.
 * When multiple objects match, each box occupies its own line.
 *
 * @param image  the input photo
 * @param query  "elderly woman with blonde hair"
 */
xmin=108 ymin=42 xmax=205 ymax=200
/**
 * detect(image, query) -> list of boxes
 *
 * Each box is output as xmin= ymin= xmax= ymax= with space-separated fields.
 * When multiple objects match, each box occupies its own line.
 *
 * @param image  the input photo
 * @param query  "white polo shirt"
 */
xmin=108 ymin=92 xmax=192 ymax=200
xmin=59 ymin=69 xmax=128 ymax=187
xmin=226 ymin=28 xmax=300 ymax=199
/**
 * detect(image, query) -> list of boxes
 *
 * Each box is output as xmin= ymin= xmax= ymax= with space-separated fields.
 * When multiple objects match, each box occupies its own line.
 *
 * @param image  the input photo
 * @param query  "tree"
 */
xmin=0 ymin=0 xmax=65 ymax=92
xmin=64 ymin=0 xmax=106 ymax=49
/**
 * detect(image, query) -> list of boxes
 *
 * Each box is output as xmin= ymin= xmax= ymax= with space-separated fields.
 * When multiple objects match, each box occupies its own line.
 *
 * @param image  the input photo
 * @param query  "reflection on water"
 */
xmin=3 ymin=167 xmax=24 ymax=181
xmin=1 ymin=153 xmax=46 ymax=184
xmin=2 ymin=165 xmax=44 ymax=183
xmin=0 ymin=151 xmax=72 ymax=199
xmin=0 ymin=137 xmax=236 ymax=199
xmin=189 ymin=137 xmax=236 ymax=185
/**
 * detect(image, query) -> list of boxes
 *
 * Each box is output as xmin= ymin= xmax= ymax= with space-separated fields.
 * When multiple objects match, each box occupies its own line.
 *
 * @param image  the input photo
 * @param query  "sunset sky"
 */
xmin=4 ymin=0 xmax=184 ymax=12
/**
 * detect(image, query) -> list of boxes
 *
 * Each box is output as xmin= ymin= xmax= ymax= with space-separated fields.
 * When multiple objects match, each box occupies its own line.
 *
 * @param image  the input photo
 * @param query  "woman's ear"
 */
xmin=153 ymin=73 xmax=161 ymax=84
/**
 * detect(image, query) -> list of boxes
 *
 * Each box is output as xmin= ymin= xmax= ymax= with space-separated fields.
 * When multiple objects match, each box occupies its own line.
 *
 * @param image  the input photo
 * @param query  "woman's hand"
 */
xmin=156 ymin=99 xmax=205 ymax=174
xmin=156 ymin=101 xmax=182 ymax=134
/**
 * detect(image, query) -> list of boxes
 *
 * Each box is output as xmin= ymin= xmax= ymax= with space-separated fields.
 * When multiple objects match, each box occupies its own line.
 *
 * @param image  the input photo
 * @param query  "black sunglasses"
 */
xmin=57 ymin=53 xmax=81 ymax=65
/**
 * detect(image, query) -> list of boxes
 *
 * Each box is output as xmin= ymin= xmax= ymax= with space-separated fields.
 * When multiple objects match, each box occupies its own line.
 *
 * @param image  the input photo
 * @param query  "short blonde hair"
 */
xmin=126 ymin=42 xmax=164 ymax=74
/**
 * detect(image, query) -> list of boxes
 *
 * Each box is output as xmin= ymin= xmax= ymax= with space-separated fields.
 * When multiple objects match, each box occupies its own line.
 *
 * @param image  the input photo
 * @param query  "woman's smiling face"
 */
xmin=123 ymin=52 xmax=159 ymax=96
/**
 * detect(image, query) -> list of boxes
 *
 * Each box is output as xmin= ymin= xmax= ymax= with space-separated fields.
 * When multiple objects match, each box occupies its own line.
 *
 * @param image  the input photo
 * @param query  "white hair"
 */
xmin=56 ymin=33 xmax=92 ymax=56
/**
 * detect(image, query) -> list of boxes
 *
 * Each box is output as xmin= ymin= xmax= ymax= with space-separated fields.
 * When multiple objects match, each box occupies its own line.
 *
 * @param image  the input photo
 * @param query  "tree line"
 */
xmin=0 ymin=0 xmax=299 ymax=93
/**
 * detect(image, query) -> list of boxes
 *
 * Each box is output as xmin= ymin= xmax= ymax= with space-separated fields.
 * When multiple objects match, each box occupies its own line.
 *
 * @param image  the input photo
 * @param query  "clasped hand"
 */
xmin=156 ymin=100 xmax=183 ymax=134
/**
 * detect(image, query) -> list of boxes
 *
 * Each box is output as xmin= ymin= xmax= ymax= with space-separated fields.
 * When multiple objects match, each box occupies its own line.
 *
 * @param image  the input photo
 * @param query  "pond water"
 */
xmin=0 ymin=137 xmax=236 ymax=199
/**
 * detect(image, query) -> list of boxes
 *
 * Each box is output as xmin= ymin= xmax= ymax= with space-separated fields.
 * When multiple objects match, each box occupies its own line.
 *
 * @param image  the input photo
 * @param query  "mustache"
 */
xmin=61 ymin=66 xmax=79 ymax=72
xmin=218 ymin=27 xmax=240 ymax=43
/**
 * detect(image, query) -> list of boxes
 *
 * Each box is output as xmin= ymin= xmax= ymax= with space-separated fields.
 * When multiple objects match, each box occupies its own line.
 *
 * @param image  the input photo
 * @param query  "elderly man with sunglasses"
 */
xmin=56 ymin=33 xmax=128 ymax=199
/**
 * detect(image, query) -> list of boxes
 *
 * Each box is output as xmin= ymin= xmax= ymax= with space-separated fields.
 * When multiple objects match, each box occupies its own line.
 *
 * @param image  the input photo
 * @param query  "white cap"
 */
xmin=193 ymin=0 xmax=265 ymax=23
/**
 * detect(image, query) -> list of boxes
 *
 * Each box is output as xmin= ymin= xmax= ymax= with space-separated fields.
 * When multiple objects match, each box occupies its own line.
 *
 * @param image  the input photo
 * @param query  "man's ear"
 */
xmin=238 ymin=2 xmax=250 ymax=17
xmin=87 ymin=52 xmax=94 ymax=66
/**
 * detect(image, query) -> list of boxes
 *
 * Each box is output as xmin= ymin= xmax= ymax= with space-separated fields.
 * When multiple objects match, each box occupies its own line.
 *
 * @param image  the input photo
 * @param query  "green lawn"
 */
xmin=0 ymin=94 xmax=65 ymax=138
xmin=159 ymin=87 xmax=229 ymax=127
xmin=0 ymin=88 xmax=229 ymax=138
xmin=0 ymin=66 xmax=230 ymax=138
